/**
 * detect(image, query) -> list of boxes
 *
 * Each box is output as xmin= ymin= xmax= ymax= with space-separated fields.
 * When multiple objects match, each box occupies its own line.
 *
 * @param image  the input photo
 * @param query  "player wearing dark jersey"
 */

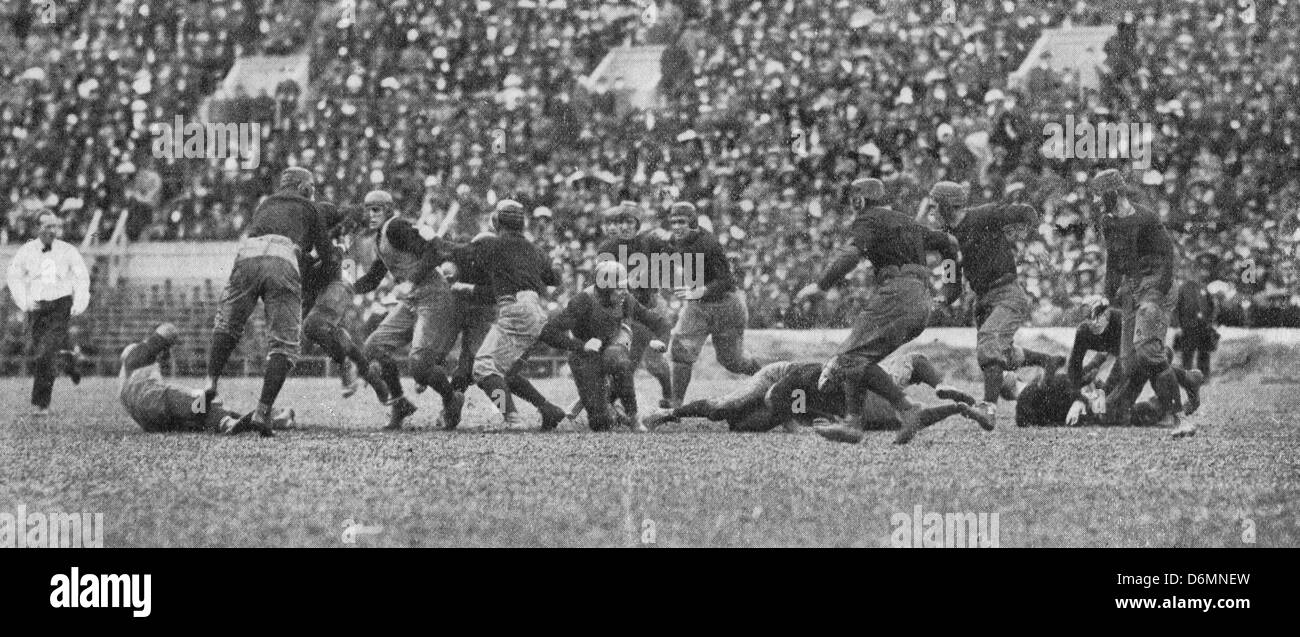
xmin=121 ymin=324 xmax=293 ymax=434
xmin=665 ymin=201 xmax=761 ymax=407
xmin=444 ymin=231 xmax=499 ymax=422
xmin=539 ymin=261 xmax=672 ymax=432
xmin=643 ymin=353 xmax=985 ymax=434
xmin=1091 ymin=169 xmax=1191 ymax=438
xmin=927 ymin=181 xmax=1065 ymax=428
xmin=595 ymin=202 xmax=674 ymax=407
xmin=448 ymin=229 xmax=566 ymax=430
xmin=1067 ymin=298 xmax=1204 ymax=418
xmin=469 ymin=200 xmax=568 ymax=431
xmin=354 ymin=190 xmax=465 ymax=430
xmin=796 ymin=178 xmax=964 ymax=445
xmin=204 ymin=167 xmax=335 ymax=436
xmin=1016 ymin=364 xmax=1204 ymax=429
xmin=300 ymin=201 xmax=389 ymax=403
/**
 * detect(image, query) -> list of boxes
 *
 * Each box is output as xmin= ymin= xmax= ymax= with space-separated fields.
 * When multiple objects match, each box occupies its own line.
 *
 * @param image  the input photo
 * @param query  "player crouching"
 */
xmin=539 ymin=261 xmax=671 ymax=432
xmin=120 ymin=324 xmax=293 ymax=434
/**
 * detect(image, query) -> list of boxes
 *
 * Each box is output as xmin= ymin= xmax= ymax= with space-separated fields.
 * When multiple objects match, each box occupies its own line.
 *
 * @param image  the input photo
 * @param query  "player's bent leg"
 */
xmin=668 ymin=301 xmax=709 ymax=405
xmin=666 ymin=330 xmax=699 ymax=405
xmin=123 ymin=324 xmax=180 ymax=374
xmin=205 ymin=261 xmax=261 ymax=400
xmin=603 ymin=346 xmax=642 ymax=431
xmin=1175 ymin=367 xmax=1204 ymax=415
xmin=571 ymin=353 xmax=614 ymax=431
xmin=713 ymin=328 xmax=761 ymax=376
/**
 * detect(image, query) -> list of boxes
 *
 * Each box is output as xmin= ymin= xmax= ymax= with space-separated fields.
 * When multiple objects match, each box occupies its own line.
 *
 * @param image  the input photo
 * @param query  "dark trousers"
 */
xmin=27 ymin=295 xmax=73 ymax=409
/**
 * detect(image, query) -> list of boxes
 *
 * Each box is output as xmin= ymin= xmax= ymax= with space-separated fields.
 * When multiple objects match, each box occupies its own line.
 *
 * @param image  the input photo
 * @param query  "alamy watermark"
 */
xmin=1042 ymin=115 xmax=1153 ymax=170
xmin=151 ymin=115 xmax=261 ymax=169
xmin=1 ymin=504 xmax=104 ymax=548
xmin=890 ymin=505 xmax=999 ymax=548
xmin=595 ymin=245 xmax=705 ymax=291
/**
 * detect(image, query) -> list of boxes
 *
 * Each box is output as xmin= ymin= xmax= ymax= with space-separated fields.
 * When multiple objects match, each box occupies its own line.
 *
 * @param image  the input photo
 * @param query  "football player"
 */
xmin=120 ymin=324 xmax=293 ymax=434
xmin=925 ymin=181 xmax=1065 ymax=428
xmin=643 ymin=352 xmax=986 ymax=434
xmin=539 ymin=261 xmax=671 ymax=432
xmin=664 ymin=201 xmax=761 ymax=407
xmin=795 ymin=177 xmax=964 ymax=444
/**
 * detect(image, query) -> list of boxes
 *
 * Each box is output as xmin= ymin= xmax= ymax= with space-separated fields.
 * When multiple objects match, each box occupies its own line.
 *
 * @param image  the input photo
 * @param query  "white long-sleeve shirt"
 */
xmin=5 ymin=239 xmax=91 ymax=314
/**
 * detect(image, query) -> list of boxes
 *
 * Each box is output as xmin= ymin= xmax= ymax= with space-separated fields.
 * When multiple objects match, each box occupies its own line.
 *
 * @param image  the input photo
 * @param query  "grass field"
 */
xmin=1 ymin=371 xmax=1297 ymax=547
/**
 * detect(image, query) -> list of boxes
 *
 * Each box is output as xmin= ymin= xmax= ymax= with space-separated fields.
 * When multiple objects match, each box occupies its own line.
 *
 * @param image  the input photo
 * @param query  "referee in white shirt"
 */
xmin=5 ymin=212 xmax=91 ymax=415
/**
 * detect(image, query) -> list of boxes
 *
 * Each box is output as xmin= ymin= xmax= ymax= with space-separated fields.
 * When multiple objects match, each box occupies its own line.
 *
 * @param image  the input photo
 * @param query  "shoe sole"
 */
xmin=935 ymin=387 xmax=976 ymax=405
xmin=813 ymin=425 xmax=864 ymax=444
xmin=386 ymin=405 xmax=418 ymax=430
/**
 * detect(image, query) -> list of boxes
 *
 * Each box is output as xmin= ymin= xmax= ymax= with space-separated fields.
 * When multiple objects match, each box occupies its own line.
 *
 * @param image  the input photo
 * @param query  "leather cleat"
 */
xmin=440 ymin=391 xmax=465 ymax=430
xmin=814 ymin=417 xmax=865 ymax=444
xmin=935 ymin=384 xmax=976 ymax=405
xmin=964 ymin=401 xmax=997 ymax=431
xmin=385 ymin=396 xmax=418 ymax=430
xmin=893 ymin=407 xmax=926 ymax=445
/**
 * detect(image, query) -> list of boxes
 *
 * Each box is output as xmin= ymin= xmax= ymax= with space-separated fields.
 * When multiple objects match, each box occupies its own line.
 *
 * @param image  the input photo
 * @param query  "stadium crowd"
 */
xmin=2 ymin=0 xmax=1298 ymax=330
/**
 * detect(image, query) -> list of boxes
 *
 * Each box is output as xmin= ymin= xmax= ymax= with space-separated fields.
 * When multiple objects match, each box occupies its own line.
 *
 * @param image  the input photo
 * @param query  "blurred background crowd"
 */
xmin=2 ymin=0 xmax=1298 ymax=331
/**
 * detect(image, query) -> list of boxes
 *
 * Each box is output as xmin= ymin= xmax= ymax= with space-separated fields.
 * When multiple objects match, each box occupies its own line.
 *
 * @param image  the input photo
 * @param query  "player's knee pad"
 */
xmin=1135 ymin=341 xmax=1168 ymax=369
xmin=669 ymin=334 xmax=702 ymax=365
xmin=642 ymin=348 xmax=669 ymax=374
xmin=409 ymin=350 xmax=446 ymax=383
xmin=975 ymin=341 xmax=1014 ymax=370
xmin=266 ymin=350 xmax=296 ymax=371
xmin=362 ymin=339 xmax=393 ymax=364
xmin=211 ymin=319 xmax=243 ymax=343
xmin=302 ymin=314 xmax=334 ymax=344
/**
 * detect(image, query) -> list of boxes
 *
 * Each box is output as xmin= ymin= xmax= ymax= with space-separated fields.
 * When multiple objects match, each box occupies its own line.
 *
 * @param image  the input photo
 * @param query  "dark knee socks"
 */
xmin=258 ymin=354 xmax=292 ymax=409
xmin=207 ymin=332 xmax=239 ymax=381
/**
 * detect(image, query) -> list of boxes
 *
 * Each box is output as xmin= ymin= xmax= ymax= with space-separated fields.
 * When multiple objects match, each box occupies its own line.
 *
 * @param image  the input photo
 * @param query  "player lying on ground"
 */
xmin=538 ymin=261 xmax=671 ymax=432
xmin=1015 ymin=363 xmax=1204 ymax=428
xmin=120 ymin=324 xmax=293 ymax=434
xmin=642 ymin=352 xmax=990 ymax=434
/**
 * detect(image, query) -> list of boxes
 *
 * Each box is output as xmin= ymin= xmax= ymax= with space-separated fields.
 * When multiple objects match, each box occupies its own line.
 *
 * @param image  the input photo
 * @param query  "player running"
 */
xmin=795 ymin=177 xmax=965 ymax=445
xmin=538 ymin=261 xmax=671 ymax=432
xmin=120 ymin=324 xmax=293 ymax=434
xmin=204 ymin=167 xmax=335 ymax=437
xmin=469 ymin=199 xmax=568 ymax=431
xmin=1090 ymin=169 xmax=1193 ymax=438
xmin=354 ymin=190 xmax=464 ymax=430
xmin=664 ymin=201 xmax=761 ymax=407
xmin=925 ymin=181 xmax=1065 ymax=428
xmin=642 ymin=352 xmax=986 ymax=434
xmin=447 ymin=227 xmax=567 ymax=429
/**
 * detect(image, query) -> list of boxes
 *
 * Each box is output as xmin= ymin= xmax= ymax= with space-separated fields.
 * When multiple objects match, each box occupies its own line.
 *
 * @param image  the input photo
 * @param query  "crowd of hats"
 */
xmin=1 ymin=0 xmax=1297 ymax=329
